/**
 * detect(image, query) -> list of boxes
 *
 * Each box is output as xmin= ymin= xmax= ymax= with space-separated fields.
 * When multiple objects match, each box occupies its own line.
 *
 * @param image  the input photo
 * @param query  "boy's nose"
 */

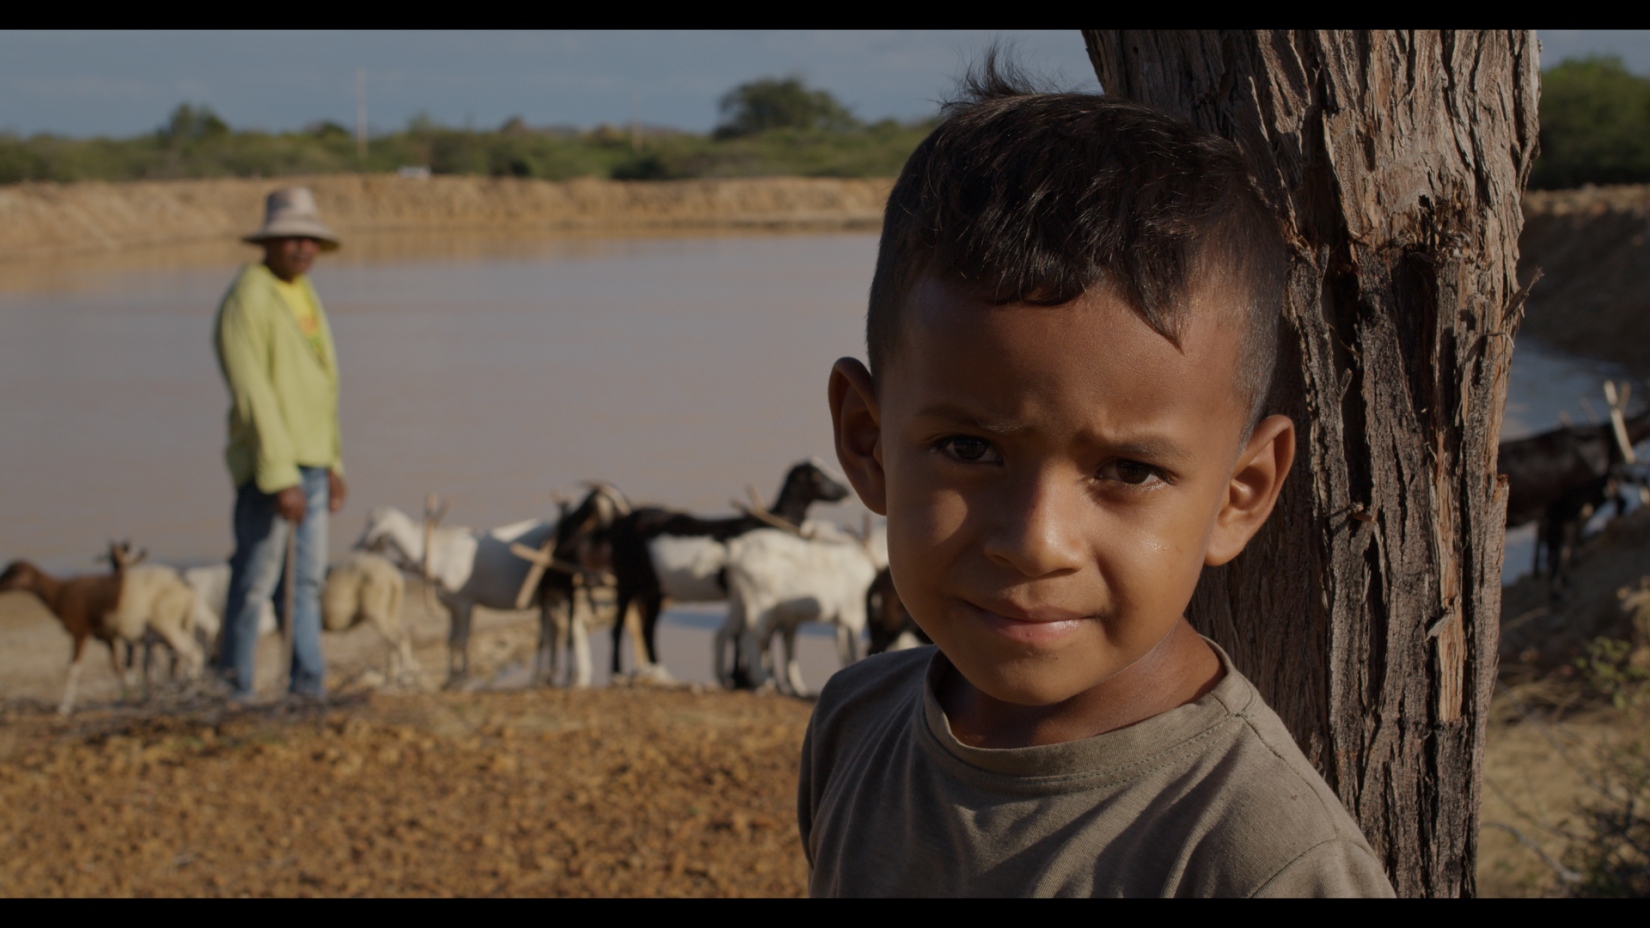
xmin=980 ymin=472 xmax=1087 ymax=579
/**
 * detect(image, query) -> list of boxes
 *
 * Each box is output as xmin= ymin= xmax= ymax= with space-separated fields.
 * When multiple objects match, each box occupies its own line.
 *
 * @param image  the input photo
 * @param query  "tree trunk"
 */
xmin=1083 ymin=30 xmax=1539 ymax=897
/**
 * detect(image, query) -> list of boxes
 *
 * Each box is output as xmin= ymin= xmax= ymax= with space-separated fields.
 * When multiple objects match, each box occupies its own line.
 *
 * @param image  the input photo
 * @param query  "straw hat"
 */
xmin=242 ymin=187 xmax=340 ymax=250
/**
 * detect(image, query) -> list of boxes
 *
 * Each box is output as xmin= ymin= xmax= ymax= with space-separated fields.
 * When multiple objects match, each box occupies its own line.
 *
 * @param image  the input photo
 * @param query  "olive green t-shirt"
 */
xmin=798 ymin=643 xmax=1395 ymax=897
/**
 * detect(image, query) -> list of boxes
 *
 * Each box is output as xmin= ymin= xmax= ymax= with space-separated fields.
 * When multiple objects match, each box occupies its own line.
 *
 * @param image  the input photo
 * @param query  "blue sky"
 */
xmin=0 ymin=31 xmax=1100 ymax=138
xmin=0 ymin=30 xmax=1640 ymax=139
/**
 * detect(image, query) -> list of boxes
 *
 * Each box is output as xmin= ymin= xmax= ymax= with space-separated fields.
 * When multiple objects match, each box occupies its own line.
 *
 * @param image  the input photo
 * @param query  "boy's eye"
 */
xmin=1099 ymin=459 xmax=1164 ymax=487
xmin=937 ymin=436 xmax=1000 ymax=464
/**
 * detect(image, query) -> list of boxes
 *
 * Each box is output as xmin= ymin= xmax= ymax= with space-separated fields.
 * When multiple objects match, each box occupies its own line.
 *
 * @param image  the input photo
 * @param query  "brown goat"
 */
xmin=0 ymin=541 xmax=201 ymax=714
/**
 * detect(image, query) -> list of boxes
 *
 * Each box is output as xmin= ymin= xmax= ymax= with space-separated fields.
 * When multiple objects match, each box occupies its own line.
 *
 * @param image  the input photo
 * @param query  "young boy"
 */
xmin=803 ymin=71 xmax=1396 ymax=897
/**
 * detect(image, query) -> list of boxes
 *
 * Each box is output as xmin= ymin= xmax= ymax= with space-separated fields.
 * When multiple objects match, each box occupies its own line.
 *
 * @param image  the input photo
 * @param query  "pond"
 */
xmin=0 ymin=231 xmax=1633 ymax=685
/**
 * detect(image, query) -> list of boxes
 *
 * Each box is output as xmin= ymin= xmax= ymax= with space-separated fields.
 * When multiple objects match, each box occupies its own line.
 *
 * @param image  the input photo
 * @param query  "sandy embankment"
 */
xmin=1519 ymin=185 xmax=1650 ymax=378
xmin=0 ymin=174 xmax=895 ymax=264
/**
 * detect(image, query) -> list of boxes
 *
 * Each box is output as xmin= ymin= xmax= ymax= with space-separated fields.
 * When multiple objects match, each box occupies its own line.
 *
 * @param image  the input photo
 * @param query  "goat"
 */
xmin=719 ymin=524 xmax=888 ymax=697
xmin=179 ymin=555 xmax=418 ymax=687
xmin=321 ymin=551 xmax=418 ymax=686
xmin=358 ymin=484 xmax=629 ymax=688
xmin=0 ymin=541 xmax=203 ymax=714
xmin=181 ymin=563 xmax=277 ymax=655
xmin=511 ymin=484 xmax=632 ymax=687
xmin=591 ymin=458 xmax=849 ymax=684
xmin=865 ymin=567 xmax=930 ymax=656
xmin=1501 ymin=386 xmax=1650 ymax=591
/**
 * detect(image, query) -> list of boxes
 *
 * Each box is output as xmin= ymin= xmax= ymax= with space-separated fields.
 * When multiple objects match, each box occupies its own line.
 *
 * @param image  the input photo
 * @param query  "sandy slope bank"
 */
xmin=0 ymin=175 xmax=895 ymax=263
xmin=1519 ymin=185 xmax=1650 ymax=377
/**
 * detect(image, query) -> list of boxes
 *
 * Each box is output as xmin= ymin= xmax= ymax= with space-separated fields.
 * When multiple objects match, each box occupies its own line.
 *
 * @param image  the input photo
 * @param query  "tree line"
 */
xmin=0 ymin=76 xmax=933 ymax=186
xmin=3 ymin=61 xmax=1638 ymax=190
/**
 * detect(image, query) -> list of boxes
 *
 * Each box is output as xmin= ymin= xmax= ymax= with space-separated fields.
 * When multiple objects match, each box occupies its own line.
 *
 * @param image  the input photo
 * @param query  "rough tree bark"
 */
xmin=1083 ymin=31 xmax=1539 ymax=897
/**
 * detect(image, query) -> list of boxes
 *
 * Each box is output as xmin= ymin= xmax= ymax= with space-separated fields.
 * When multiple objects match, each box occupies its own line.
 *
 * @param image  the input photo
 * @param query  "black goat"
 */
xmin=519 ymin=483 xmax=630 ymax=686
xmin=1538 ymin=471 xmax=1621 ymax=596
xmin=592 ymin=458 xmax=849 ymax=682
xmin=1501 ymin=403 xmax=1650 ymax=590
xmin=865 ymin=567 xmax=931 ymax=656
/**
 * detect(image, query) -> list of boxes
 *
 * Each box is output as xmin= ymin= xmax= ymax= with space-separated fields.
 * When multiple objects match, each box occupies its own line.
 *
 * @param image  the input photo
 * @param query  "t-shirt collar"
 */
xmin=917 ymin=638 xmax=1258 ymax=785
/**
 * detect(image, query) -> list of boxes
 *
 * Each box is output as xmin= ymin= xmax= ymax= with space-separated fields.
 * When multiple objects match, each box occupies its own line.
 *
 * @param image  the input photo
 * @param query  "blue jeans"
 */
xmin=221 ymin=466 xmax=328 ymax=699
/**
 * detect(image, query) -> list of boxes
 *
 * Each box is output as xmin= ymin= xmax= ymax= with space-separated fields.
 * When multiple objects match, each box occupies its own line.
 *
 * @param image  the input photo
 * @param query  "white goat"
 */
xmin=321 ymin=551 xmax=418 ymax=686
xmin=357 ymin=501 xmax=619 ymax=688
xmin=719 ymin=524 xmax=888 ymax=697
xmin=112 ymin=565 xmax=207 ymax=693
xmin=181 ymin=556 xmax=418 ymax=687
xmin=181 ymin=563 xmax=277 ymax=651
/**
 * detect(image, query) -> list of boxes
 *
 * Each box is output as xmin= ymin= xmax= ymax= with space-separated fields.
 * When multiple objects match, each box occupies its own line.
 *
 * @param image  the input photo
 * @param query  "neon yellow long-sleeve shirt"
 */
xmin=213 ymin=263 xmax=344 ymax=493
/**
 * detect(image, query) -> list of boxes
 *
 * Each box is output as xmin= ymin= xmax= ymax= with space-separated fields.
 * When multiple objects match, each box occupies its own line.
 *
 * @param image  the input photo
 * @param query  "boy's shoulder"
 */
xmin=810 ymin=644 xmax=931 ymax=735
xmin=800 ymin=642 xmax=1395 ymax=897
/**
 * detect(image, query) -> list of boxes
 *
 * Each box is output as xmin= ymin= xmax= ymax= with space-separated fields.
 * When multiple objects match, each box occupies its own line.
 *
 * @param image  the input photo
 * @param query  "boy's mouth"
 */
xmin=961 ymin=600 xmax=1088 ymax=645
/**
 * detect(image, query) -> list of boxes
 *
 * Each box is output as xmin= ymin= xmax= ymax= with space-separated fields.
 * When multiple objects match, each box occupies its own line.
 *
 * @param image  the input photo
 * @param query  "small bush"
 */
xmin=1533 ymin=55 xmax=1650 ymax=189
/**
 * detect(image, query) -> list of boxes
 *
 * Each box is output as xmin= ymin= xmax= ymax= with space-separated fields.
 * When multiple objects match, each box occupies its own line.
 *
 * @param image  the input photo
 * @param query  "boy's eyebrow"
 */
xmin=915 ymin=404 xmax=1196 ymax=464
xmin=914 ymin=404 xmax=1026 ymax=434
xmin=1103 ymin=437 xmax=1195 ymax=466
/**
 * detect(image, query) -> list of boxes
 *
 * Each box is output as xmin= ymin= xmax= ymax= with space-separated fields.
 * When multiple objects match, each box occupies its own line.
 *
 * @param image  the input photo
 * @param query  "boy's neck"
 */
xmin=937 ymin=618 xmax=1225 ymax=750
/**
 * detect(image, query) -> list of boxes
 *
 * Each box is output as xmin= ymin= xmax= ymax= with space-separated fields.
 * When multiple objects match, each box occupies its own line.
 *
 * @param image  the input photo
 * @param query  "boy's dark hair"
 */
xmin=867 ymin=56 xmax=1289 ymax=425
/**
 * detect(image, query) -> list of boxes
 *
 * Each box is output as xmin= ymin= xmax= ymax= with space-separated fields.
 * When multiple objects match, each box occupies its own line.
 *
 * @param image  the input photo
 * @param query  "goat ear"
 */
xmin=828 ymin=357 xmax=886 ymax=516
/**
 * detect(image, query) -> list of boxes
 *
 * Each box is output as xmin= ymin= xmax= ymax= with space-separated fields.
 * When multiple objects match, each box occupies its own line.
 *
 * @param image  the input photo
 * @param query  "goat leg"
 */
xmin=60 ymin=636 xmax=88 ymax=716
xmin=836 ymin=623 xmax=860 ymax=666
xmin=608 ymin=595 xmax=633 ymax=678
xmin=106 ymin=639 xmax=132 ymax=697
xmin=445 ymin=602 xmax=471 ymax=689
xmin=783 ymin=623 xmax=806 ymax=698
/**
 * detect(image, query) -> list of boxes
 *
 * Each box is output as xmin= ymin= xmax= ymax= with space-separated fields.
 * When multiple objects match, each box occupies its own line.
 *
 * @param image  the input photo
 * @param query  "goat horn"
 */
xmin=581 ymin=481 xmax=632 ymax=516
xmin=732 ymin=489 xmax=809 ymax=538
xmin=1606 ymin=381 xmax=1638 ymax=465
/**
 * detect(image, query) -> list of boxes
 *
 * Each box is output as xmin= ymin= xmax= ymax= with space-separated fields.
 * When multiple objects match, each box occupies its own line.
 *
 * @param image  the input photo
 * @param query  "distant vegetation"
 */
xmin=1533 ymin=55 xmax=1650 ymax=190
xmin=14 ymin=61 xmax=1650 ymax=193
xmin=0 ymin=78 xmax=934 ymax=186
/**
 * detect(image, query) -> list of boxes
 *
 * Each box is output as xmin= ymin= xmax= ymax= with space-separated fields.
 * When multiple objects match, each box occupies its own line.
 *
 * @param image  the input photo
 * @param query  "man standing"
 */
xmin=213 ymin=187 xmax=346 ymax=702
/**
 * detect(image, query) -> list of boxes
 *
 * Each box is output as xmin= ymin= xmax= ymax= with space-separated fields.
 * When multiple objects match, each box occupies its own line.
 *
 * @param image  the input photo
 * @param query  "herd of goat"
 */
xmin=0 ymin=459 xmax=929 ymax=714
xmin=5 ymin=374 xmax=1643 ymax=718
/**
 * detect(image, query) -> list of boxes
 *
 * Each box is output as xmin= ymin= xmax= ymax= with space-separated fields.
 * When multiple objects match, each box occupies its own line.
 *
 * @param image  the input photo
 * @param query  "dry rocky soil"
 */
xmin=0 ymin=581 xmax=819 ymax=897
xmin=0 ymin=686 xmax=811 ymax=897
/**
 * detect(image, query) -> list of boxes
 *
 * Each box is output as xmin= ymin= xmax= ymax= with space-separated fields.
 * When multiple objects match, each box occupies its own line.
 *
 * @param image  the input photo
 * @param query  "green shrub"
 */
xmin=1534 ymin=55 xmax=1650 ymax=189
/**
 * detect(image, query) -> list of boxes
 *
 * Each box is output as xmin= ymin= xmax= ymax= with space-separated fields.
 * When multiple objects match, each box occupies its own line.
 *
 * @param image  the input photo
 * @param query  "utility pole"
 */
xmin=631 ymin=91 xmax=641 ymax=152
xmin=356 ymin=67 xmax=368 ymax=159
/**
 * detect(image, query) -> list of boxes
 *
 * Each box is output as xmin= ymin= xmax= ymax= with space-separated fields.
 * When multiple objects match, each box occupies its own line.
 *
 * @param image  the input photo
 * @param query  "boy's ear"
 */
xmin=1205 ymin=414 xmax=1295 ymax=566
xmin=828 ymin=357 xmax=887 ymax=516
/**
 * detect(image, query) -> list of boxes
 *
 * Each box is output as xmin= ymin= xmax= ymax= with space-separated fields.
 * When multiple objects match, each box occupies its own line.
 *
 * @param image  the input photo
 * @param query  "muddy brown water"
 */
xmin=0 ymin=230 xmax=878 ymax=692
xmin=0 ymin=227 xmax=1640 ymax=695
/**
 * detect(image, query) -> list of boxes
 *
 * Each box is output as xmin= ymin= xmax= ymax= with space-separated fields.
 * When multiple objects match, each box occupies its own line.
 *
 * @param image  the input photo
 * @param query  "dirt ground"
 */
xmin=1476 ymin=503 xmax=1650 ymax=897
xmin=0 ymin=685 xmax=812 ymax=897
xmin=0 ymin=575 xmax=826 ymax=898
xmin=1476 ymin=696 xmax=1641 ymax=898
